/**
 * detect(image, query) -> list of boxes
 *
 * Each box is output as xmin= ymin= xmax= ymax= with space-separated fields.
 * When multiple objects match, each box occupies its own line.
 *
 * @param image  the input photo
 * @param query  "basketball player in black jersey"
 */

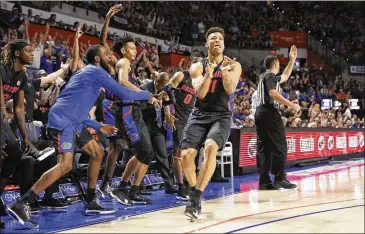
xmin=98 ymin=5 xmax=159 ymax=205
xmin=180 ymin=27 xmax=242 ymax=219
xmin=166 ymin=50 xmax=204 ymax=200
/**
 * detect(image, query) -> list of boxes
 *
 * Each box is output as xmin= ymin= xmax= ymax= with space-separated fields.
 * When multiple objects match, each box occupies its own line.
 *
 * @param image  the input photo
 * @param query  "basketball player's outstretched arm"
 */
xmin=163 ymin=71 xmax=184 ymax=130
xmin=40 ymin=60 xmax=70 ymax=86
xmin=190 ymin=62 xmax=213 ymax=99
xmin=100 ymin=4 xmax=122 ymax=66
xmin=116 ymin=59 xmax=141 ymax=91
xmin=70 ymin=26 xmax=83 ymax=73
xmin=96 ymin=67 xmax=152 ymax=102
xmin=279 ymin=45 xmax=297 ymax=84
xmin=169 ymin=71 xmax=184 ymax=88
xmin=221 ymin=56 xmax=242 ymax=95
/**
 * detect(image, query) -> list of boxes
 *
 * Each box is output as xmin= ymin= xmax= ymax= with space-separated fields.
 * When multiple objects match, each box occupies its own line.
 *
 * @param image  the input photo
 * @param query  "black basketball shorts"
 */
xmin=180 ymin=109 xmax=231 ymax=151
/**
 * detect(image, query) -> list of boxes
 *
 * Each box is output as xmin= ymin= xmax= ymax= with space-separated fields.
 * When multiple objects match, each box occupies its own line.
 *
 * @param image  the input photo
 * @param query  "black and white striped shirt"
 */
xmin=256 ymin=71 xmax=281 ymax=109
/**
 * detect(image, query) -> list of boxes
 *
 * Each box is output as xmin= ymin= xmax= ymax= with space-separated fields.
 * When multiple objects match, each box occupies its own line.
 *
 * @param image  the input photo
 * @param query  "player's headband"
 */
xmin=12 ymin=41 xmax=31 ymax=53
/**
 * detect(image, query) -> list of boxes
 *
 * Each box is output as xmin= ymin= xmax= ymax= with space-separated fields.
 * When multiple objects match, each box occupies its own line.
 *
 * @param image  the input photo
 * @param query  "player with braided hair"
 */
xmin=0 ymin=39 xmax=33 ymax=229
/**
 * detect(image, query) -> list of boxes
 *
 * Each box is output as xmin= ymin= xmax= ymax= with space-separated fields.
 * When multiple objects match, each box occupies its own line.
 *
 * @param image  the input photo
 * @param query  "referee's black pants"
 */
xmin=255 ymin=105 xmax=287 ymax=185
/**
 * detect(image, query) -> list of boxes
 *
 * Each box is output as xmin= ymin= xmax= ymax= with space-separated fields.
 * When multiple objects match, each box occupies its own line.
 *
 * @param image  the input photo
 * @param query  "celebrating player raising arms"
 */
xmin=98 ymin=4 xmax=159 ymax=205
xmin=180 ymin=27 xmax=241 ymax=219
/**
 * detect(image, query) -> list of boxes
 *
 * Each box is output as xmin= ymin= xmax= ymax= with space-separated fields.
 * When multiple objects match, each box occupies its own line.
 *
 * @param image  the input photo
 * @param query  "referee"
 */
xmin=255 ymin=45 xmax=300 ymax=190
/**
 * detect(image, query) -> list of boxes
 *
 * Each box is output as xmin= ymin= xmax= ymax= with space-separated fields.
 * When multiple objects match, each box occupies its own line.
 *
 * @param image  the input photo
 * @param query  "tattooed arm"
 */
xmin=190 ymin=62 xmax=213 ymax=99
xmin=221 ymin=57 xmax=242 ymax=95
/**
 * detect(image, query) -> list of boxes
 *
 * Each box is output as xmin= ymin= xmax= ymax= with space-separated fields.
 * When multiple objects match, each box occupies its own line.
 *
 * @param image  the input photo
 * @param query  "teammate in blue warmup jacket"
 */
xmin=6 ymin=44 xmax=158 ymax=229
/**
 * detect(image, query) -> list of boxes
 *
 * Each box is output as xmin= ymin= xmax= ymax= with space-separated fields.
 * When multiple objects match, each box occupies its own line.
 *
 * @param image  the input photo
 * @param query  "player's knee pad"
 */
xmin=136 ymin=150 xmax=154 ymax=165
xmin=134 ymin=143 xmax=154 ymax=165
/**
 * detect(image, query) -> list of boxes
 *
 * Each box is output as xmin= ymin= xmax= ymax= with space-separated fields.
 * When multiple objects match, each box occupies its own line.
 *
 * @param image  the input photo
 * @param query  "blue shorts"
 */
xmin=118 ymin=105 xmax=142 ymax=145
xmin=102 ymin=99 xmax=115 ymax=126
xmin=115 ymin=105 xmax=154 ymax=165
xmin=48 ymin=126 xmax=93 ymax=153
xmin=165 ymin=123 xmax=174 ymax=151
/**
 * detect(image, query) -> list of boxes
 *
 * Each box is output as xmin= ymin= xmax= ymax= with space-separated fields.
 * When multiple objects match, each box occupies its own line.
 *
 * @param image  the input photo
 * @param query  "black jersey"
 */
xmin=173 ymin=70 xmax=196 ymax=122
xmin=256 ymin=70 xmax=281 ymax=109
xmin=195 ymin=58 xmax=231 ymax=113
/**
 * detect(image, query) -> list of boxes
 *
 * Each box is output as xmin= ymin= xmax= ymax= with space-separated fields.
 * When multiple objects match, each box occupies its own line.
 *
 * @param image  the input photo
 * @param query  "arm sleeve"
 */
xmin=82 ymin=118 xmax=102 ymax=131
xmin=33 ymin=78 xmax=42 ymax=91
xmin=264 ymin=73 xmax=280 ymax=91
xmin=162 ymin=99 xmax=174 ymax=106
xmin=94 ymin=91 xmax=105 ymax=107
xmin=96 ymin=68 xmax=152 ymax=101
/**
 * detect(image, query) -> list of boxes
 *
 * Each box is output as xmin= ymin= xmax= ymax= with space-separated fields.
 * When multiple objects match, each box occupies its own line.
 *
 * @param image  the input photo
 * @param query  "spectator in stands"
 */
xmin=47 ymin=14 xmax=57 ymax=27
xmin=27 ymin=24 xmax=49 ymax=79
xmin=137 ymin=67 xmax=151 ymax=86
xmin=72 ymin=21 xmax=80 ymax=31
xmin=26 ymin=9 xmax=34 ymax=22
xmin=161 ymin=40 xmax=170 ymax=53
xmin=8 ymin=7 xmax=22 ymax=28
xmin=34 ymin=15 xmax=41 ymax=23
xmin=40 ymin=43 xmax=54 ymax=74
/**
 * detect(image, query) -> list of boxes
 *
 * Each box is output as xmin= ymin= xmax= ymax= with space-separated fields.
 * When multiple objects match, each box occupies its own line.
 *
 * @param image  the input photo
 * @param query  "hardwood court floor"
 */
xmin=1 ymin=159 xmax=364 ymax=233
xmin=61 ymin=159 xmax=364 ymax=233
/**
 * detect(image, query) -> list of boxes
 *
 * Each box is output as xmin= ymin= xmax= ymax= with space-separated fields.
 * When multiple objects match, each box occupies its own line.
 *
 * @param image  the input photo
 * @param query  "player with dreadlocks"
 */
xmin=98 ymin=4 xmax=158 ymax=205
xmin=0 ymin=39 xmax=33 ymax=229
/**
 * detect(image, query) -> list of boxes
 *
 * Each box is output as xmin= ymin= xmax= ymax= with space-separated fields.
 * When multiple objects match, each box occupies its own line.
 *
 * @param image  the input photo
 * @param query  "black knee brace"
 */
xmin=134 ymin=141 xmax=154 ymax=165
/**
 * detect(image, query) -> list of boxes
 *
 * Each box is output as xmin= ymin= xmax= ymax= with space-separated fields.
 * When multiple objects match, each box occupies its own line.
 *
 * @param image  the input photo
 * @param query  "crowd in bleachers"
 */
xmin=52 ymin=1 xmax=364 ymax=64
xmin=7 ymin=1 xmax=364 ymax=65
xmin=0 ymin=2 xmax=364 ymax=230
xmin=1 ymin=2 xmax=364 ymax=133
xmin=232 ymin=63 xmax=364 ymax=128
xmin=273 ymin=1 xmax=364 ymax=64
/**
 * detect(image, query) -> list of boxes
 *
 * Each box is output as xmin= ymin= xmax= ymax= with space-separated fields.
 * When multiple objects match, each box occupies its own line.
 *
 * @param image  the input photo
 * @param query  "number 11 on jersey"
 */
xmin=210 ymin=80 xmax=217 ymax=93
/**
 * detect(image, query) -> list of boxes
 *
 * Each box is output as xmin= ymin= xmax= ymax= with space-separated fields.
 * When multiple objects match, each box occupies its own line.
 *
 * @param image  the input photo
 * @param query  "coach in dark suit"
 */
xmin=140 ymin=73 xmax=176 ymax=194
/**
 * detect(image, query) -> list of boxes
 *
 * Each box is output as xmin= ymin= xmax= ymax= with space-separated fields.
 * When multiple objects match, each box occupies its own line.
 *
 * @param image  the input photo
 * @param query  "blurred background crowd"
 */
xmin=1 ymin=1 xmax=364 ymax=131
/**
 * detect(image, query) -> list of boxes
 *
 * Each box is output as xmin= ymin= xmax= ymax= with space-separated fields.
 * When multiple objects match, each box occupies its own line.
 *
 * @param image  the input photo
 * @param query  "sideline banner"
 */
xmin=268 ymin=31 xmax=307 ymax=48
xmin=27 ymin=23 xmax=113 ymax=48
xmin=2 ymin=173 xmax=165 ymax=205
xmin=239 ymin=130 xmax=364 ymax=168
